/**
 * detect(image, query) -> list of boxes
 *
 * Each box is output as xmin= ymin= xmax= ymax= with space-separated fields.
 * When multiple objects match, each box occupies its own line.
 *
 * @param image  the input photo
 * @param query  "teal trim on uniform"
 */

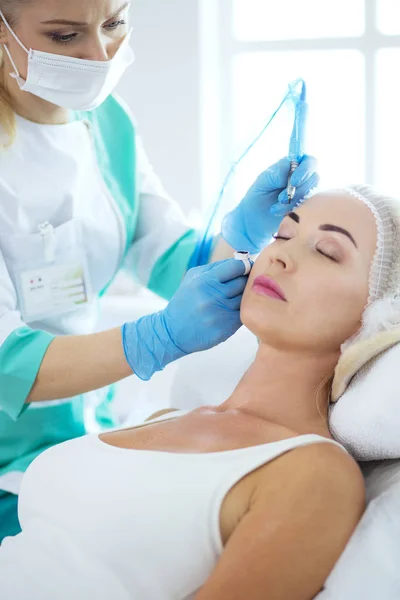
xmin=0 ymin=395 xmax=85 ymax=472
xmin=147 ymin=229 xmax=198 ymax=300
xmin=0 ymin=327 xmax=55 ymax=421
xmin=73 ymin=95 xmax=138 ymax=264
xmin=0 ymin=492 xmax=20 ymax=542
xmin=95 ymin=384 xmax=117 ymax=429
xmin=188 ymin=233 xmax=220 ymax=269
xmin=0 ymin=386 xmax=117 ymax=487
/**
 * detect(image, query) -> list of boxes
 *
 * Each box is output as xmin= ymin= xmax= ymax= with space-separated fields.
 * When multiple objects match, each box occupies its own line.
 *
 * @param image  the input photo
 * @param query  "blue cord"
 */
xmin=195 ymin=78 xmax=306 ymax=265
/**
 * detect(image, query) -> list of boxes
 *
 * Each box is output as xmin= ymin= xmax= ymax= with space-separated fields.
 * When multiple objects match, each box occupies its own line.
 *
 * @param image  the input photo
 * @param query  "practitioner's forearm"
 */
xmin=210 ymin=236 xmax=236 ymax=262
xmin=28 ymin=328 xmax=132 ymax=402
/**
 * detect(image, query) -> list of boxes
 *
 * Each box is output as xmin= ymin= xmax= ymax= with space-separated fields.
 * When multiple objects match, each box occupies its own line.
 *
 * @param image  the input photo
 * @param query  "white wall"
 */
xmin=117 ymin=0 xmax=202 ymax=216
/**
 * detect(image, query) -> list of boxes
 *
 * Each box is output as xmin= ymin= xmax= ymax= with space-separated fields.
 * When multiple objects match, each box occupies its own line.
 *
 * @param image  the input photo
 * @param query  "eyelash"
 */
xmin=272 ymin=235 xmax=338 ymax=263
xmin=50 ymin=19 xmax=127 ymax=45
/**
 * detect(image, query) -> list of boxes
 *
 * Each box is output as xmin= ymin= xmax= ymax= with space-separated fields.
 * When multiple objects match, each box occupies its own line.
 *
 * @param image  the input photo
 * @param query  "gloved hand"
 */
xmin=221 ymin=155 xmax=319 ymax=254
xmin=122 ymin=258 xmax=249 ymax=380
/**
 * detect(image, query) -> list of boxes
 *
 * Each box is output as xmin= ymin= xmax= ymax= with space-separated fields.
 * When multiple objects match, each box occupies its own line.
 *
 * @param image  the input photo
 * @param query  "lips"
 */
xmin=252 ymin=275 xmax=286 ymax=301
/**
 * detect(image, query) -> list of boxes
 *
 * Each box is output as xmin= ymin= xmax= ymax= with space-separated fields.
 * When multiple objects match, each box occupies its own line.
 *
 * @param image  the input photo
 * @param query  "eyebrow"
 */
xmin=286 ymin=211 xmax=358 ymax=249
xmin=42 ymin=2 xmax=130 ymax=26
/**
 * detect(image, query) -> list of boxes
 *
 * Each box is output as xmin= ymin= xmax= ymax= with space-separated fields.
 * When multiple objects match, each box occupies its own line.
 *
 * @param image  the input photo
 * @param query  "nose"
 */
xmin=267 ymin=242 xmax=296 ymax=272
xmin=80 ymin=36 xmax=111 ymax=61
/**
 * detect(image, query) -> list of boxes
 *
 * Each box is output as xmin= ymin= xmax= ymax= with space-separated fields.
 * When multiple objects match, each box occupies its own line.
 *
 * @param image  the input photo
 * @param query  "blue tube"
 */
xmin=193 ymin=78 xmax=308 ymax=267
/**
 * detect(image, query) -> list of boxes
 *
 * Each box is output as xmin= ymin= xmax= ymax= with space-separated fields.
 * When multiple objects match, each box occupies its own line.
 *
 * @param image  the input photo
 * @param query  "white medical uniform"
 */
xmin=0 ymin=95 xmax=199 ymax=498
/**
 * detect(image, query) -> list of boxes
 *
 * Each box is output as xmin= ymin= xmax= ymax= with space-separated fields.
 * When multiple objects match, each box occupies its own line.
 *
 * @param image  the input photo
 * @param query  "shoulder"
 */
xmin=256 ymin=438 xmax=365 ymax=515
xmin=196 ymin=439 xmax=365 ymax=599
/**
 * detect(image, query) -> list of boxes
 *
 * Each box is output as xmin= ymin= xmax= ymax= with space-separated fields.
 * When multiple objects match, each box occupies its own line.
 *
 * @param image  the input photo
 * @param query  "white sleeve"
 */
xmin=126 ymin=136 xmax=195 ymax=288
xmin=0 ymin=247 xmax=24 ymax=346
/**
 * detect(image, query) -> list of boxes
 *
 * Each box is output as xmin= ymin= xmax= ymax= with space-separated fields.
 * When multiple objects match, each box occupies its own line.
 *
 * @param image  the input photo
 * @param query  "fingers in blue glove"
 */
xmin=293 ymin=172 xmax=320 ymax=201
xmin=254 ymin=154 xmax=318 ymax=194
xmin=218 ymin=275 xmax=248 ymax=298
xmin=225 ymin=293 xmax=244 ymax=312
xmin=276 ymin=171 xmax=320 ymax=204
xmin=184 ymin=261 xmax=216 ymax=282
xmin=203 ymin=258 xmax=247 ymax=284
xmin=271 ymin=172 xmax=320 ymax=218
xmin=289 ymin=155 xmax=318 ymax=187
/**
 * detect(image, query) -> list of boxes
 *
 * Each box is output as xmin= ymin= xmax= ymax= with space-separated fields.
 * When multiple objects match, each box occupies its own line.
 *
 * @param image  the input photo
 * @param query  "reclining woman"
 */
xmin=1 ymin=182 xmax=398 ymax=600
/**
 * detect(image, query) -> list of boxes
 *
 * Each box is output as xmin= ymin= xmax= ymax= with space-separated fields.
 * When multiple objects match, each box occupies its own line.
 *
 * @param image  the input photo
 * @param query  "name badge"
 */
xmin=14 ymin=221 xmax=93 ymax=323
xmin=18 ymin=259 xmax=91 ymax=323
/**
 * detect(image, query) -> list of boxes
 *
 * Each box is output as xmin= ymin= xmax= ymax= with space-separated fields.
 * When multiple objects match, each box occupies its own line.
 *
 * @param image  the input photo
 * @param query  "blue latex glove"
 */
xmin=122 ymin=259 xmax=249 ymax=380
xmin=221 ymin=155 xmax=319 ymax=254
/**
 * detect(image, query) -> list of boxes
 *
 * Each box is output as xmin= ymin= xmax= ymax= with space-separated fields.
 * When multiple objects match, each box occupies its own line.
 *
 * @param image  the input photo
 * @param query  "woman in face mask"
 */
xmin=0 ymin=0 xmax=318 ymax=541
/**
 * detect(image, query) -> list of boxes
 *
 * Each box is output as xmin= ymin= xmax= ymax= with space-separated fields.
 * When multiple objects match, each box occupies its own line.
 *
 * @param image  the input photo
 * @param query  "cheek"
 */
xmin=241 ymin=268 xmax=370 ymax=352
xmin=292 ymin=271 xmax=369 ymax=346
xmin=240 ymin=260 xmax=266 ymax=318
xmin=7 ymin=38 xmax=29 ymax=78
xmin=240 ymin=280 xmax=256 ymax=326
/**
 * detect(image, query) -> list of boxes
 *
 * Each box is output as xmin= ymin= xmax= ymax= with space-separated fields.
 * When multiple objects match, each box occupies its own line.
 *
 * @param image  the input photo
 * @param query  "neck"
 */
xmin=221 ymin=341 xmax=340 ymax=436
xmin=1 ymin=56 xmax=69 ymax=125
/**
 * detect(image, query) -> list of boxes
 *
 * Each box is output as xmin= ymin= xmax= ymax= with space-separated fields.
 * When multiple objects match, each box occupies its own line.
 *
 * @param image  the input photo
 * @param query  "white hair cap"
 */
xmin=335 ymin=185 xmax=400 ymax=348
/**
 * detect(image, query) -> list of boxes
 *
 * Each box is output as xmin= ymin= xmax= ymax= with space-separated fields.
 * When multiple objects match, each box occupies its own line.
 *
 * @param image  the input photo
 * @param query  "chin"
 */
xmin=241 ymin=288 xmax=286 ymax=335
xmin=241 ymin=299 xmax=277 ymax=341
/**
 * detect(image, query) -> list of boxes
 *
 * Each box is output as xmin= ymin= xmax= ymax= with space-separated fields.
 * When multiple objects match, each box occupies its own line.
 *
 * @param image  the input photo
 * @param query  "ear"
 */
xmin=0 ymin=20 xmax=9 ymax=46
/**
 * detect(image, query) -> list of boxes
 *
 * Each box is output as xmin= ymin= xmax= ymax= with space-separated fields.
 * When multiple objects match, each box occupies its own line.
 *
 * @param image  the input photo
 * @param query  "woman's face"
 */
xmin=0 ymin=0 xmax=130 ymax=76
xmin=241 ymin=192 xmax=378 ymax=354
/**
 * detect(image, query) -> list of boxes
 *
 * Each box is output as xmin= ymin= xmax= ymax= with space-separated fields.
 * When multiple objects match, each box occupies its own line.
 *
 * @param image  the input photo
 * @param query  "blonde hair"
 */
xmin=0 ymin=0 xmax=32 ymax=146
xmin=0 ymin=50 xmax=16 ymax=146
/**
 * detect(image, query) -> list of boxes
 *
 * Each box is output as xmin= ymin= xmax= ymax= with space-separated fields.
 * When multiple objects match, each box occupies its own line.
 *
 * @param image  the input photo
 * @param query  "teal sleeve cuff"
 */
xmin=147 ymin=229 xmax=198 ymax=301
xmin=187 ymin=233 xmax=219 ymax=269
xmin=0 ymin=327 xmax=55 ymax=421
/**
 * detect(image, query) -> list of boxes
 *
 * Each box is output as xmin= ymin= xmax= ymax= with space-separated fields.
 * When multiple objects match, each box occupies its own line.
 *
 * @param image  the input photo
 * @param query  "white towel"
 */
xmin=329 ymin=328 xmax=400 ymax=460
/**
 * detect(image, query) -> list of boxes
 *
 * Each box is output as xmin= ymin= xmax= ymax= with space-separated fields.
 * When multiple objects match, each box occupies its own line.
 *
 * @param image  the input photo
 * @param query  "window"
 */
xmin=200 ymin=0 xmax=400 ymax=214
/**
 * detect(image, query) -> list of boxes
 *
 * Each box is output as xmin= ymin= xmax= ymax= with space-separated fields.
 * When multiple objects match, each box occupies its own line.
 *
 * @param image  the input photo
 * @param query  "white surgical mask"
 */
xmin=0 ymin=10 xmax=134 ymax=111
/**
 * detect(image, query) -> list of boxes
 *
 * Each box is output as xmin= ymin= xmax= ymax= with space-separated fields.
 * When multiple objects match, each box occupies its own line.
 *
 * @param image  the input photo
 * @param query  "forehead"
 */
xmin=27 ymin=0 xmax=127 ymax=22
xmin=297 ymin=191 xmax=376 ymax=238
xmin=297 ymin=191 xmax=372 ymax=221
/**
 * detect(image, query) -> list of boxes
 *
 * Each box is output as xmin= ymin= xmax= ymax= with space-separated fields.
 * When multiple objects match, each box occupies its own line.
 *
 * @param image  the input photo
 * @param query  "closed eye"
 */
xmin=272 ymin=234 xmax=338 ymax=263
xmin=316 ymin=249 xmax=338 ymax=262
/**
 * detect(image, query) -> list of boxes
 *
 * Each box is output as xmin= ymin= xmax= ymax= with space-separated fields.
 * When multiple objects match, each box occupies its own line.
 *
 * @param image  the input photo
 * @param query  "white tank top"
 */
xmin=0 ymin=412 xmax=346 ymax=600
